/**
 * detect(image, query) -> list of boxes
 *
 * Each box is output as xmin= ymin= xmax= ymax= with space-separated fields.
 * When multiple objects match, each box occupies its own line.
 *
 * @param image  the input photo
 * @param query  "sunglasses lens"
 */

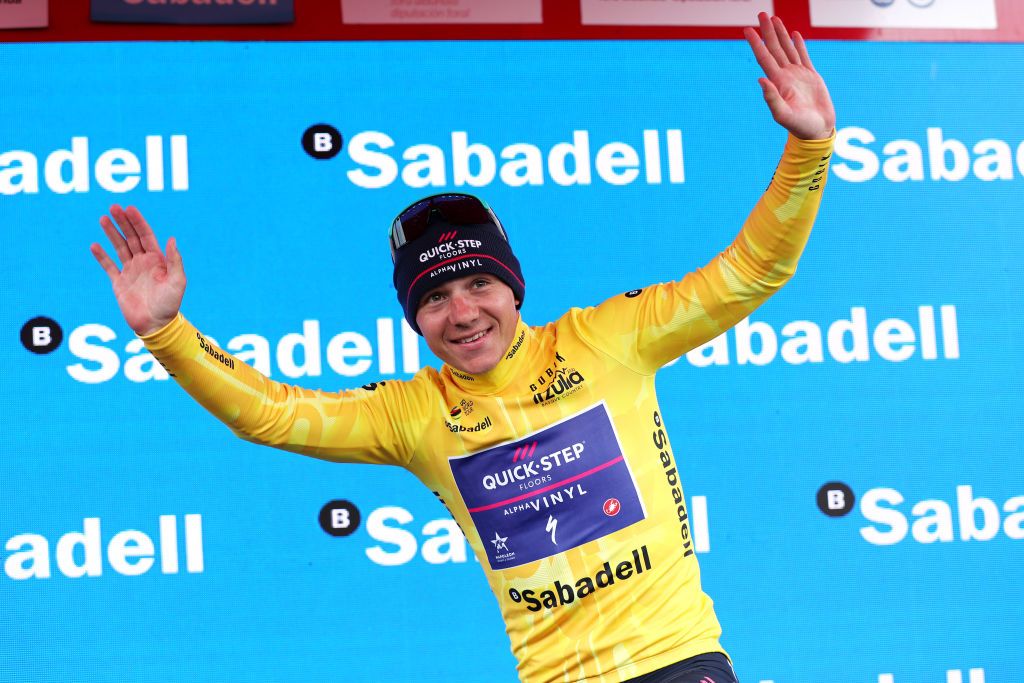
xmin=426 ymin=195 xmax=495 ymax=225
xmin=391 ymin=194 xmax=501 ymax=261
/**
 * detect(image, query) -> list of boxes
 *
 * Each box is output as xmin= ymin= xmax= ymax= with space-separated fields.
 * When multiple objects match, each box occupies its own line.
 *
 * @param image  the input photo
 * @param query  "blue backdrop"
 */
xmin=2 ymin=39 xmax=1021 ymax=683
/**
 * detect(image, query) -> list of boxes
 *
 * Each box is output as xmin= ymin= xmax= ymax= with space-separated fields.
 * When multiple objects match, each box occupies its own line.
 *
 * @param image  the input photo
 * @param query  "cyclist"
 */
xmin=92 ymin=13 xmax=835 ymax=683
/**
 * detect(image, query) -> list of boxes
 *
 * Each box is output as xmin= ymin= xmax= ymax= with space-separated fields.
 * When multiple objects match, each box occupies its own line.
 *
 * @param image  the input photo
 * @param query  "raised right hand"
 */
xmin=91 ymin=205 xmax=186 ymax=337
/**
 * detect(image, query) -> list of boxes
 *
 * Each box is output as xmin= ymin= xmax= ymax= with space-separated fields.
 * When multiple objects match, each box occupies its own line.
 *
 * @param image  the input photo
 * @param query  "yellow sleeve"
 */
xmin=140 ymin=313 xmax=429 ymax=467
xmin=575 ymin=133 xmax=834 ymax=374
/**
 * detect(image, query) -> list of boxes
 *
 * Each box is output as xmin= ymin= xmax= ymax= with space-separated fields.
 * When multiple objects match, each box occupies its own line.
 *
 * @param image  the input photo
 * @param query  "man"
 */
xmin=91 ymin=13 xmax=835 ymax=683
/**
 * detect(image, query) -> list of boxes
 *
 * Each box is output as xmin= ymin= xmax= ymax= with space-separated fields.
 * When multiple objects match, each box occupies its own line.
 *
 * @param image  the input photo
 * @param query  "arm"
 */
xmin=92 ymin=206 xmax=423 ymax=466
xmin=575 ymin=14 xmax=836 ymax=373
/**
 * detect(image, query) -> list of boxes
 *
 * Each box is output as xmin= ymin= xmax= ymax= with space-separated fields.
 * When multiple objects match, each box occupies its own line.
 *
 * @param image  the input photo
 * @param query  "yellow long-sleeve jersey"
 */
xmin=141 ymin=134 xmax=833 ymax=683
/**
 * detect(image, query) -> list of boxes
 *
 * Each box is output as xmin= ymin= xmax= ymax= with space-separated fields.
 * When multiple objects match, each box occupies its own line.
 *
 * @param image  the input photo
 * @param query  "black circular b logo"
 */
xmin=302 ymin=124 xmax=343 ymax=160
xmin=319 ymin=500 xmax=361 ymax=537
xmin=21 ymin=317 xmax=63 ymax=354
xmin=817 ymin=482 xmax=855 ymax=517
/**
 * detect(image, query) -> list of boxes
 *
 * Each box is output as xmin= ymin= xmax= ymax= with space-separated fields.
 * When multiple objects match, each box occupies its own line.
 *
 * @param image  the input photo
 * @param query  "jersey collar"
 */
xmin=443 ymin=317 xmax=539 ymax=395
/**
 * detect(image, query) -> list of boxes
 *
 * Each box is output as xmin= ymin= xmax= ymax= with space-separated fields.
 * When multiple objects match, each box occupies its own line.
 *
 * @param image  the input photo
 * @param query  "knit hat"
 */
xmin=392 ymin=217 xmax=525 ymax=335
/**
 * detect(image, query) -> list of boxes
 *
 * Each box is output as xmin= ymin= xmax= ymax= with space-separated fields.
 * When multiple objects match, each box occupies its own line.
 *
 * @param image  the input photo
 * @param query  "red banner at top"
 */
xmin=2 ymin=0 xmax=1022 ymax=42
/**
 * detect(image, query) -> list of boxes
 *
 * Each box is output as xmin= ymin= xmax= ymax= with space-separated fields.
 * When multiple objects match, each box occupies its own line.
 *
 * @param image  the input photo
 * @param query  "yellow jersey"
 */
xmin=141 ymin=133 xmax=833 ymax=683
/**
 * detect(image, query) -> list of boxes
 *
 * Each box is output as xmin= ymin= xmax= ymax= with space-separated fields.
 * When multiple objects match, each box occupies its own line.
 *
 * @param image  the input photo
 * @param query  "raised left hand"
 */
xmin=744 ymin=12 xmax=836 ymax=140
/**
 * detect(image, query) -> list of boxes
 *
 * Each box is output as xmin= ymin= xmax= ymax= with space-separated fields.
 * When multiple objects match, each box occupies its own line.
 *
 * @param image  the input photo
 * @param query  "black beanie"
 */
xmin=393 ymin=219 xmax=526 ymax=335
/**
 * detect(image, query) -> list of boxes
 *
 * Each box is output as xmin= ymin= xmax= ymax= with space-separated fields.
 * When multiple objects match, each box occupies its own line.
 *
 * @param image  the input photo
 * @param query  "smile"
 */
xmin=454 ymin=328 xmax=491 ymax=345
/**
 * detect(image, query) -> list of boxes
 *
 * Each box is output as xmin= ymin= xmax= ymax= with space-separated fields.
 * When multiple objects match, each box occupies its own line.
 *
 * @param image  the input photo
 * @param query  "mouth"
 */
xmin=451 ymin=327 xmax=492 ymax=345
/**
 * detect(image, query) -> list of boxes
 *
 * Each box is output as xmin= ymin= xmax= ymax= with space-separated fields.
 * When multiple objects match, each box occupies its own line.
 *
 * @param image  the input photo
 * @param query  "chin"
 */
xmin=455 ymin=357 xmax=500 ymax=375
xmin=449 ymin=348 xmax=502 ymax=375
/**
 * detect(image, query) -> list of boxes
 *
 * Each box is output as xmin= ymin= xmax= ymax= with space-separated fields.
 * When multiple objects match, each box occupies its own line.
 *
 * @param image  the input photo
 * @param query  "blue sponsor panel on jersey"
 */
xmin=1 ymin=37 xmax=1022 ymax=683
xmin=449 ymin=403 xmax=645 ymax=568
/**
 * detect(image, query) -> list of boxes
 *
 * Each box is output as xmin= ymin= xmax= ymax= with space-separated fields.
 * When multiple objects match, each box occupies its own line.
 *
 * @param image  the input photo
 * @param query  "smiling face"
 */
xmin=415 ymin=273 xmax=521 ymax=375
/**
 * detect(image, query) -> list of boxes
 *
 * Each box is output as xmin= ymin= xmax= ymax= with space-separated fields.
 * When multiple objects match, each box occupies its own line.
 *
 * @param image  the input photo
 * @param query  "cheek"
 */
xmin=416 ymin=311 xmax=442 ymax=341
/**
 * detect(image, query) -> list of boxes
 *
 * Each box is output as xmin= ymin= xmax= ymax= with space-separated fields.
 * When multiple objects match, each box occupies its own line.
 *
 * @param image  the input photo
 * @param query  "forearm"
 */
xmin=616 ymin=133 xmax=834 ymax=371
xmin=140 ymin=313 xmax=309 ymax=444
xmin=724 ymin=132 xmax=834 ymax=293
xmin=139 ymin=314 xmax=411 ymax=465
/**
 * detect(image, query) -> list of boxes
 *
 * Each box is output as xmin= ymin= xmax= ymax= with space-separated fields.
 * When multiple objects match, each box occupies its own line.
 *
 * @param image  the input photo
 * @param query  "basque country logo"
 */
xmin=528 ymin=351 xmax=586 ymax=405
xmin=449 ymin=399 xmax=474 ymax=421
xmin=444 ymin=401 xmax=492 ymax=434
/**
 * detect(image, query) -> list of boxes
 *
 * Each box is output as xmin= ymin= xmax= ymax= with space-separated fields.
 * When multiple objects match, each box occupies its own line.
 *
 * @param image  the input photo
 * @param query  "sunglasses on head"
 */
xmin=389 ymin=193 xmax=508 ymax=263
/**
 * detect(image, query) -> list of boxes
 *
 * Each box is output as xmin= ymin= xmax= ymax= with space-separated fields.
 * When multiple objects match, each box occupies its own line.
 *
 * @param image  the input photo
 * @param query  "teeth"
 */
xmin=458 ymin=331 xmax=487 ymax=344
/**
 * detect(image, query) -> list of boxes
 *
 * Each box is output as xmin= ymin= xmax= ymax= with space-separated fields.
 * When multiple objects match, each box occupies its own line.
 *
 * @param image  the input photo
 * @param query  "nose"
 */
xmin=448 ymin=290 xmax=479 ymax=325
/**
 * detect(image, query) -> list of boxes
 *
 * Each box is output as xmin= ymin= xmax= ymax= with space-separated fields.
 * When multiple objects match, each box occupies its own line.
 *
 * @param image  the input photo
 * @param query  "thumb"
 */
xmin=167 ymin=236 xmax=185 ymax=277
xmin=759 ymin=77 xmax=785 ymax=112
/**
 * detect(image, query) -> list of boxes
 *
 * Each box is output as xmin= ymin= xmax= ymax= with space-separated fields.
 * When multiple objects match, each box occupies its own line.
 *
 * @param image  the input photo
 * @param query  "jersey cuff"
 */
xmin=137 ymin=311 xmax=191 ymax=352
xmin=786 ymin=130 xmax=836 ymax=155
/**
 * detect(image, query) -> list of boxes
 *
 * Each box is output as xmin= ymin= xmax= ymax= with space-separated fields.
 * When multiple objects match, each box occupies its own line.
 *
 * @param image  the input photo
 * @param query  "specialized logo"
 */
xmin=624 ymin=289 xmax=643 ymax=298
xmin=508 ymin=545 xmax=652 ymax=612
xmin=546 ymin=515 xmax=558 ymax=545
xmin=529 ymin=351 xmax=586 ymax=405
xmin=449 ymin=402 xmax=645 ymax=569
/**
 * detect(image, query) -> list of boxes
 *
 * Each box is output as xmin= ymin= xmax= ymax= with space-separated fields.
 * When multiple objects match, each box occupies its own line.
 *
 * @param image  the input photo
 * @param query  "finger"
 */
xmin=759 ymin=77 xmax=790 ymax=121
xmin=99 ymin=214 xmax=132 ymax=265
xmin=793 ymin=31 xmax=817 ymax=71
xmin=758 ymin=12 xmax=789 ymax=69
xmin=125 ymin=206 xmax=162 ymax=254
xmin=744 ymin=26 xmax=781 ymax=81
xmin=167 ymin=236 xmax=184 ymax=278
xmin=772 ymin=15 xmax=801 ymax=65
xmin=90 ymin=242 xmax=121 ymax=284
xmin=111 ymin=204 xmax=145 ymax=256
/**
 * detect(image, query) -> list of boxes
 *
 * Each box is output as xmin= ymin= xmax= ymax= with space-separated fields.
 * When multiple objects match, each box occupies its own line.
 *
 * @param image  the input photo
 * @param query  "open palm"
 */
xmin=91 ymin=205 xmax=186 ymax=337
xmin=745 ymin=13 xmax=836 ymax=141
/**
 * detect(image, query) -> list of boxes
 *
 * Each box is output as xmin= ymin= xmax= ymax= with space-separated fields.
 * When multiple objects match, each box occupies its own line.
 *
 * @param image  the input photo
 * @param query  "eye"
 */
xmin=421 ymin=291 xmax=445 ymax=307
xmin=472 ymin=277 xmax=491 ymax=288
